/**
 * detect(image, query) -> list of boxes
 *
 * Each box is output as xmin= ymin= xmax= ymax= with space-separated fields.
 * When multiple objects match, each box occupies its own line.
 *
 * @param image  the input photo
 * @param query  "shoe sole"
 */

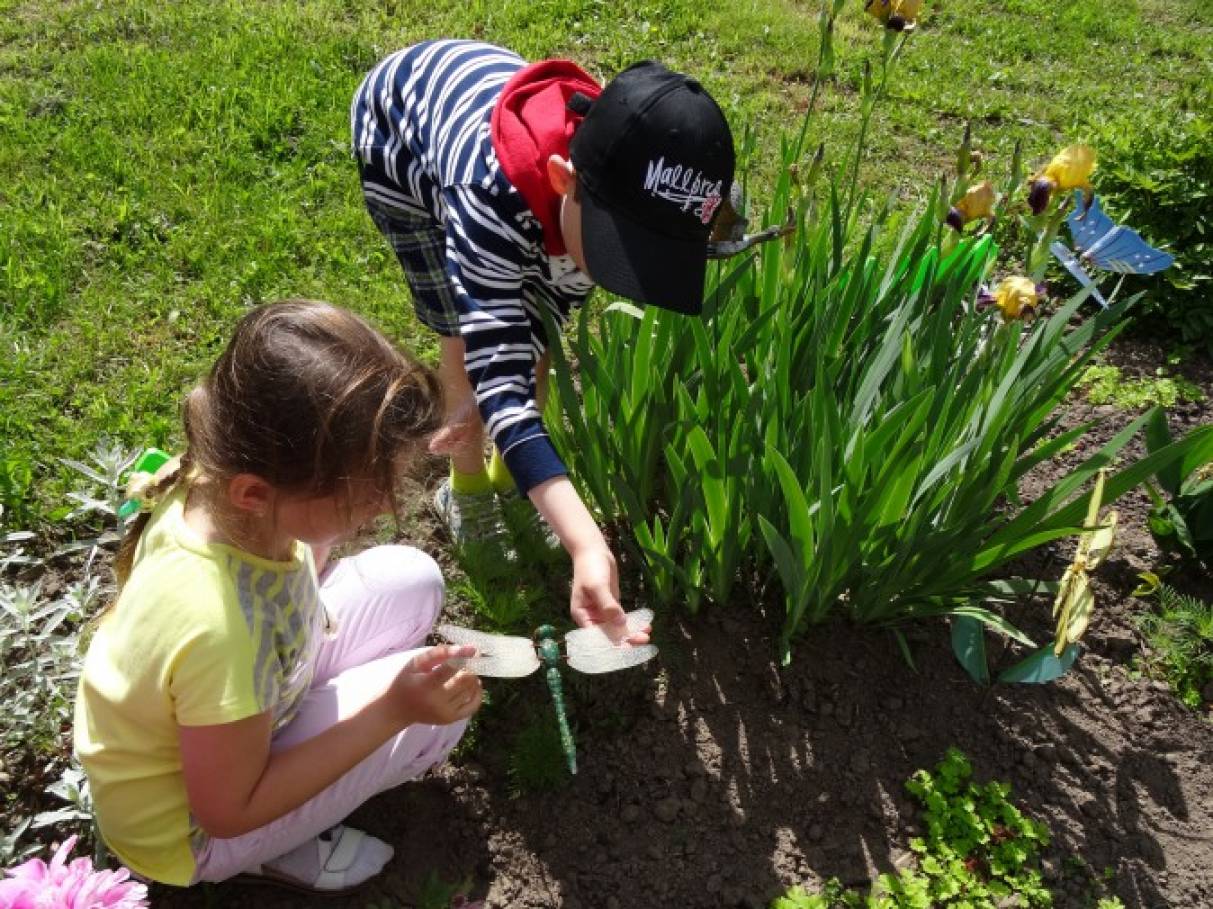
xmin=228 ymin=869 xmax=372 ymax=898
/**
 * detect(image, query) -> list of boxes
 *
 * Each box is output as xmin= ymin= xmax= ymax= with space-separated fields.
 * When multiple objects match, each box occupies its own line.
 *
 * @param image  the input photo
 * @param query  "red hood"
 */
xmin=490 ymin=59 xmax=601 ymax=256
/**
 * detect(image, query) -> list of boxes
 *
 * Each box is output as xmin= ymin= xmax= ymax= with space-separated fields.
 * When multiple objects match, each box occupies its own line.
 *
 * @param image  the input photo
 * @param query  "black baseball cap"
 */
xmin=570 ymin=61 xmax=735 ymax=315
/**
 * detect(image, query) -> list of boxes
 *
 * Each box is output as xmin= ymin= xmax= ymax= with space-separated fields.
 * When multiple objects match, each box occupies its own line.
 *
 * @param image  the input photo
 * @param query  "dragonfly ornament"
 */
xmin=439 ymin=609 xmax=657 ymax=774
xmin=1049 ymin=190 xmax=1174 ymax=307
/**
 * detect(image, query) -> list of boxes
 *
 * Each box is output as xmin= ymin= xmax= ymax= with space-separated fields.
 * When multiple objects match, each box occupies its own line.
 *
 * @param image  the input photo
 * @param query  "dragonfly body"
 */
xmin=439 ymin=610 xmax=657 ymax=775
xmin=533 ymin=625 xmax=576 ymax=773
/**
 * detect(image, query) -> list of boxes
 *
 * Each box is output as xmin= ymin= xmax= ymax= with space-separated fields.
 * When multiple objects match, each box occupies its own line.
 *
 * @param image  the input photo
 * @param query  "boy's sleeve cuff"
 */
xmin=501 ymin=434 xmax=568 ymax=496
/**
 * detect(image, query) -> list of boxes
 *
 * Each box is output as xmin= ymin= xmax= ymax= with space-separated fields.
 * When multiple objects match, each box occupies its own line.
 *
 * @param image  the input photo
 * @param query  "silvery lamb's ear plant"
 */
xmin=60 ymin=438 xmax=140 ymax=522
xmin=0 ymin=818 xmax=37 ymax=867
xmin=34 ymin=760 xmax=107 ymax=867
xmin=57 ymin=438 xmax=140 ymax=559
xmin=0 ymin=550 xmax=102 ymax=864
xmin=34 ymin=763 xmax=95 ymax=834
xmin=0 ymin=442 xmax=153 ymax=867
xmin=1 ymin=530 xmax=39 ymax=573
xmin=545 ymin=2 xmax=1213 ymax=667
xmin=0 ymin=578 xmax=86 ymax=745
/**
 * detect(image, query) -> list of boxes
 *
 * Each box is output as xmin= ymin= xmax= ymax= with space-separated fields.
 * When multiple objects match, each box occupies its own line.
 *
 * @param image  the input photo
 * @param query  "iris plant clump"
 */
xmin=546 ymin=0 xmax=1212 ymax=662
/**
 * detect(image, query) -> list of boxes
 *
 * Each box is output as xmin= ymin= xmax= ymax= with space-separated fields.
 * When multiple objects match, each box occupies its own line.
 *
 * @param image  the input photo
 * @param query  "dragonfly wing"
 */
xmin=564 ymin=609 xmax=658 ymax=675
xmin=562 ymin=608 xmax=654 ymax=641
xmin=567 ymin=643 xmax=659 ymax=675
xmin=437 ymin=625 xmax=540 ymax=677
xmin=1050 ymin=241 xmax=1107 ymax=307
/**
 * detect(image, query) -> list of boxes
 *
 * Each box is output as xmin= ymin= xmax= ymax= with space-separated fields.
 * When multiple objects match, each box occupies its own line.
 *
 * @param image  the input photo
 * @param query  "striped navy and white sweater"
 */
xmin=352 ymin=40 xmax=596 ymax=495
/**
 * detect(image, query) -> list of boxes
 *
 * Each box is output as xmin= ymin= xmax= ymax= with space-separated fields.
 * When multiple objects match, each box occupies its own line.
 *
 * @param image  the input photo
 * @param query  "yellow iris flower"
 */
xmin=980 ymin=277 xmax=1044 ymax=322
xmin=1042 ymin=144 xmax=1096 ymax=191
xmin=865 ymin=0 xmax=891 ymax=22
xmin=1028 ymin=144 xmax=1096 ymax=213
xmin=946 ymin=180 xmax=996 ymax=231
xmin=865 ymin=0 xmax=922 ymax=30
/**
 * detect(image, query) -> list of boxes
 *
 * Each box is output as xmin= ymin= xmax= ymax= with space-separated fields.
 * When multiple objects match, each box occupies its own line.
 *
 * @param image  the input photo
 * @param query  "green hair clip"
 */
xmin=117 ymin=448 xmax=174 ymax=520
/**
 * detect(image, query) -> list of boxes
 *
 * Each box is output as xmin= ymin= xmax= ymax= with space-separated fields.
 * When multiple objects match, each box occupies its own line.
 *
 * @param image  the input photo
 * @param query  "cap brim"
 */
xmin=580 ymin=190 xmax=706 ymax=315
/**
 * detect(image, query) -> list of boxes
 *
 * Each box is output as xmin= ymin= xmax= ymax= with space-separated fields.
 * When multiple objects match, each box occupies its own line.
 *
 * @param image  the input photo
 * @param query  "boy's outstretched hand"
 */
xmin=386 ymin=644 xmax=483 ymax=728
xmin=528 ymin=475 xmax=650 ymax=646
xmin=570 ymin=544 xmax=650 ymax=646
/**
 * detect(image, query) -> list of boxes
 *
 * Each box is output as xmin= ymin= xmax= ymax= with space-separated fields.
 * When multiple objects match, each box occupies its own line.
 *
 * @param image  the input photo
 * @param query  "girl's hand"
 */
xmin=385 ymin=645 xmax=483 ymax=728
xmin=569 ymin=544 xmax=648 ymax=646
xmin=181 ymin=648 xmax=481 ymax=840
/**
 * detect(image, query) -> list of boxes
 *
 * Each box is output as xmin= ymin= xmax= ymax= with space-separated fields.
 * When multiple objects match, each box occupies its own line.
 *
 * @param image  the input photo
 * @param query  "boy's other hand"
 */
xmin=569 ymin=544 xmax=649 ymax=646
xmin=428 ymin=400 xmax=481 ymax=456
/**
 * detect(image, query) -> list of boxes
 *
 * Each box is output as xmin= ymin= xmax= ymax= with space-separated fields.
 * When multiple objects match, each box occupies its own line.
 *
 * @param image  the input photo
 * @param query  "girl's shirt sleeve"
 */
xmin=169 ymin=619 xmax=264 ymax=727
xmin=166 ymin=547 xmax=322 ymax=730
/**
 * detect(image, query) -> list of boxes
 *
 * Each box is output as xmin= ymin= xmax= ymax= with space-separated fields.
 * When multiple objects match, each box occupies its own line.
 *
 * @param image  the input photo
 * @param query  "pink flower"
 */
xmin=0 ymin=836 xmax=148 ymax=908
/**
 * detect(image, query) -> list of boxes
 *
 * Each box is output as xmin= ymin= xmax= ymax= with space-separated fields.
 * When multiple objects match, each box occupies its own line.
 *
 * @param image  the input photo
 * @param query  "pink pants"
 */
xmin=193 ymin=545 xmax=466 ymax=883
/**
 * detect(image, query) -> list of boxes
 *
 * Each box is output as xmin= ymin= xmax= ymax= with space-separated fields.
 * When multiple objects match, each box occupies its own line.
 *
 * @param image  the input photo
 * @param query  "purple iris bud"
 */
xmin=1035 ymin=282 xmax=1048 ymax=299
xmin=1027 ymin=178 xmax=1053 ymax=215
xmin=945 ymin=207 xmax=964 ymax=232
xmin=976 ymin=287 xmax=995 ymax=310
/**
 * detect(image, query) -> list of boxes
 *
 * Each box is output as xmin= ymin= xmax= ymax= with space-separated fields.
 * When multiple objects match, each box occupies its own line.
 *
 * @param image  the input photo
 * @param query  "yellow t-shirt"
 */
xmin=74 ymin=486 xmax=328 ymax=886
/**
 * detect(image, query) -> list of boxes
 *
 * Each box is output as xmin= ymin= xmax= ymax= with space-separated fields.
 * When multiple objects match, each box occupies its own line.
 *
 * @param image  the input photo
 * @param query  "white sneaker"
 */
xmin=238 ymin=825 xmax=393 ymax=894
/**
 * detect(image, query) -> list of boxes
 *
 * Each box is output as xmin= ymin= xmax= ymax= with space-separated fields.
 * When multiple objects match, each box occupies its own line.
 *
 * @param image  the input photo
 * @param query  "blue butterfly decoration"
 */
xmin=1049 ymin=190 xmax=1173 ymax=307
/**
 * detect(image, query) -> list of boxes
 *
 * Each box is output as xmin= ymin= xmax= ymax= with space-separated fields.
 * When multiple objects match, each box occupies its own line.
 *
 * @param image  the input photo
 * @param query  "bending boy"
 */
xmin=352 ymin=40 xmax=734 ymax=635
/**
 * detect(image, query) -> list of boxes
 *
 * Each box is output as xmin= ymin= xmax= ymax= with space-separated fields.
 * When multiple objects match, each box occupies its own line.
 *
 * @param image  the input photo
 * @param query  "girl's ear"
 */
xmin=546 ymin=155 xmax=577 ymax=196
xmin=227 ymin=473 xmax=274 ymax=516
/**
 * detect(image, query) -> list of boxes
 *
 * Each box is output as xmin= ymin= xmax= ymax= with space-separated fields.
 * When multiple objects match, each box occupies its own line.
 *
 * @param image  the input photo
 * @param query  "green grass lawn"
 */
xmin=1 ymin=0 xmax=1210 ymax=530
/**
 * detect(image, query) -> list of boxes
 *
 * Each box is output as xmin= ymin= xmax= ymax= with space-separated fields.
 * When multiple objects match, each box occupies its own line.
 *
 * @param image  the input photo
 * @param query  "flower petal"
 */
xmin=1043 ymin=144 xmax=1096 ymax=191
xmin=953 ymin=180 xmax=996 ymax=224
xmin=992 ymin=276 xmax=1042 ymax=322
xmin=1027 ymin=178 xmax=1054 ymax=215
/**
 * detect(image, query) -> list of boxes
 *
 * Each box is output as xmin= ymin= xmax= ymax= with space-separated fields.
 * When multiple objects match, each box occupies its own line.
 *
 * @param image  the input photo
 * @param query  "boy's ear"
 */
xmin=228 ymin=473 xmax=274 ymax=516
xmin=546 ymin=155 xmax=577 ymax=196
